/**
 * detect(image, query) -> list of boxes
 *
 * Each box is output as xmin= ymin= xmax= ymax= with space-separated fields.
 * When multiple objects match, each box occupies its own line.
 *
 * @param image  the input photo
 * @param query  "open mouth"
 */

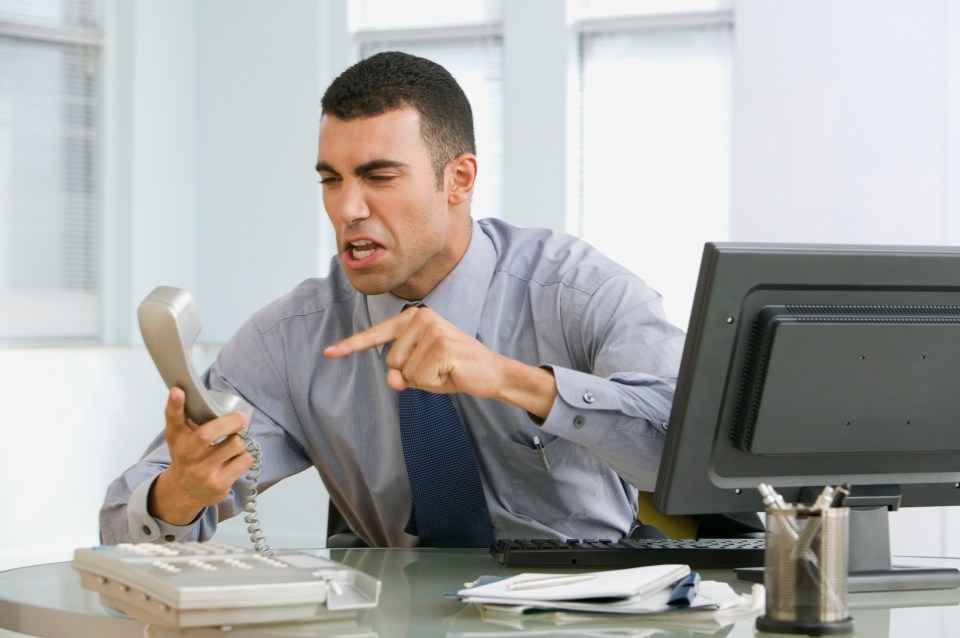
xmin=343 ymin=239 xmax=384 ymax=267
xmin=349 ymin=239 xmax=377 ymax=259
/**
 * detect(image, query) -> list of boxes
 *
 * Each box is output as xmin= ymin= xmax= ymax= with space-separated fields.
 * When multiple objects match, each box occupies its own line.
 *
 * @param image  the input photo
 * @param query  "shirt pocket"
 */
xmin=495 ymin=434 xmax=621 ymax=529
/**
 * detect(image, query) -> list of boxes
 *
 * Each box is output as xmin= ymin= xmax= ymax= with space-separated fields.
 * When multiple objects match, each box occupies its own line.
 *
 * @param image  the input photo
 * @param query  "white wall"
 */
xmin=194 ymin=0 xmax=333 ymax=339
xmin=102 ymin=0 xmax=338 ymax=345
xmin=101 ymin=0 xmax=199 ymax=345
xmin=733 ymin=0 xmax=951 ymax=245
xmin=0 ymin=348 xmax=164 ymax=570
xmin=502 ymin=0 xmax=574 ymax=231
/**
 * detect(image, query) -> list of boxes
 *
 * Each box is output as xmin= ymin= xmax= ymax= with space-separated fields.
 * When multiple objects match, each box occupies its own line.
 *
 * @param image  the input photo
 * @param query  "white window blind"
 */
xmin=352 ymin=0 xmax=501 ymax=31
xmin=574 ymin=0 xmax=731 ymax=21
xmin=350 ymin=0 xmax=504 ymax=218
xmin=577 ymin=15 xmax=733 ymax=329
xmin=0 ymin=0 xmax=100 ymax=343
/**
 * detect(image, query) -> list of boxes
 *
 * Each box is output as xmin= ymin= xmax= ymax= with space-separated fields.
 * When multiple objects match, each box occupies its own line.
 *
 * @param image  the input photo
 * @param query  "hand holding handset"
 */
xmin=138 ymin=286 xmax=269 ymax=554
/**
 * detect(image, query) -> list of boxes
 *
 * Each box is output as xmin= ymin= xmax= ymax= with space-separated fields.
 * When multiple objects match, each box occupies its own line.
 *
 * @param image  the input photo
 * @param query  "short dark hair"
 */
xmin=321 ymin=51 xmax=476 ymax=187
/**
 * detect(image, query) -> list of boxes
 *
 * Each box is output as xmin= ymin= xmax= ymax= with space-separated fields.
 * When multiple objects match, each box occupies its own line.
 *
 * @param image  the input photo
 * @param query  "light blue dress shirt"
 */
xmin=101 ymin=218 xmax=685 ymax=547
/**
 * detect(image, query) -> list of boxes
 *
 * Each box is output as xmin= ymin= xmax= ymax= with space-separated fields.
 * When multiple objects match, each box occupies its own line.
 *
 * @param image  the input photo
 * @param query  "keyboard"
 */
xmin=490 ymin=537 xmax=765 ymax=570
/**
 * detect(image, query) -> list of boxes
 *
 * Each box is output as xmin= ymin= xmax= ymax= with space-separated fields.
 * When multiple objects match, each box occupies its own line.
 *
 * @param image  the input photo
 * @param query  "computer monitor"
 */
xmin=653 ymin=242 xmax=960 ymax=591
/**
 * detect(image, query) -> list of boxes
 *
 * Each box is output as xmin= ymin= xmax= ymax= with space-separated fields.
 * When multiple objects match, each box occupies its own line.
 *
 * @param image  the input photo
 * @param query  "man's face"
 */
xmin=317 ymin=108 xmax=461 ymax=300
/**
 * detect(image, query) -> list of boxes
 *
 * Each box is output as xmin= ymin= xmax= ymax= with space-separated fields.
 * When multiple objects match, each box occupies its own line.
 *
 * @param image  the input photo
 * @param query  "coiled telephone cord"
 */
xmin=241 ymin=435 xmax=272 ymax=556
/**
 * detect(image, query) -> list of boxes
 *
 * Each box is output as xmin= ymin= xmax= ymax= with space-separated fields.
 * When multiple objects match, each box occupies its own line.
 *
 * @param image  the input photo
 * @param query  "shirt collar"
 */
xmin=366 ymin=220 xmax=497 ymax=349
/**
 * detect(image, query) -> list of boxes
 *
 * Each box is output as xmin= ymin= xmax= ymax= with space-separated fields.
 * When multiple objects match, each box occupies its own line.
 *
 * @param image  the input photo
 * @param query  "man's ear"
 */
xmin=447 ymin=153 xmax=477 ymax=205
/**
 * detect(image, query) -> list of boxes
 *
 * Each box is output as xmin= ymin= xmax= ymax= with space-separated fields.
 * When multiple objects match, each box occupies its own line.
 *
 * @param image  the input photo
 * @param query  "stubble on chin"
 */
xmin=342 ymin=265 xmax=403 ymax=296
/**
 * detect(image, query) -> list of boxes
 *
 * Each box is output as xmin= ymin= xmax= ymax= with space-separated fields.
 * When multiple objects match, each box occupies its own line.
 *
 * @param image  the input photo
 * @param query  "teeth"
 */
xmin=349 ymin=240 xmax=376 ymax=260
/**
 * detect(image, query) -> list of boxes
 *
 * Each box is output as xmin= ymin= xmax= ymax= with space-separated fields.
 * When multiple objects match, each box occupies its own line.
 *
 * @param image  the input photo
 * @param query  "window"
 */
xmin=575 ymin=1 xmax=733 ymax=327
xmin=0 ymin=0 xmax=101 ymax=343
xmin=349 ymin=0 xmax=504 ymax=218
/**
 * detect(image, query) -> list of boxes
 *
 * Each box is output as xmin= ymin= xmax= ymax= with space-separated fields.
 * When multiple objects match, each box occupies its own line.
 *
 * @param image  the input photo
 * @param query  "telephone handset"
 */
xmin=138 ymin=286 xmax=270 ymax=554
xmin=138 ymin=286 xmax=253 ymax=426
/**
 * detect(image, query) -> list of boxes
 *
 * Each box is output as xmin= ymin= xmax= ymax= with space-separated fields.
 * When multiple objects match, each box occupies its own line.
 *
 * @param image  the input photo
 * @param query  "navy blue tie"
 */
xmin=398 ymin=388 xmax=494 ymax=547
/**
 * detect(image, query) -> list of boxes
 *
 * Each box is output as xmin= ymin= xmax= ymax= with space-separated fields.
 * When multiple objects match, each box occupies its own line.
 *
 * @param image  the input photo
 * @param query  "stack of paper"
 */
xmin=450 ymin=564 xmax=761 ymax=620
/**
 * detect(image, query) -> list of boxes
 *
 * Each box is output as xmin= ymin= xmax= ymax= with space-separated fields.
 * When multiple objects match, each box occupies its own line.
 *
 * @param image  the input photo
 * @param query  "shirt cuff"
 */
xmin=534 ymin=366 xmax=623 ymax=447
xmin=126 ymin=477 xmax=201 ymax=543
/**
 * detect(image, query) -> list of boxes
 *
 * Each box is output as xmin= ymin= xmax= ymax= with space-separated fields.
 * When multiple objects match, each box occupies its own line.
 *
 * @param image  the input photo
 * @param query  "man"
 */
xmin=101 ymin=51 xmax=685 ymax=548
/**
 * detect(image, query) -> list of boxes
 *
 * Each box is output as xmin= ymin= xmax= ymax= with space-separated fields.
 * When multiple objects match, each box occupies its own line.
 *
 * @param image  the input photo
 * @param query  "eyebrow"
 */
xmin=315 ymin=159 xmax=409 ymax=175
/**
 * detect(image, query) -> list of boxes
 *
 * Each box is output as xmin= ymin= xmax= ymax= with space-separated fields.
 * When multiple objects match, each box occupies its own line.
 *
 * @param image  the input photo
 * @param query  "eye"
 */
xmin=367 ymin=173 xmax=398 ymax=183
xmin=318 ymin=175 xmax=341 ymax=186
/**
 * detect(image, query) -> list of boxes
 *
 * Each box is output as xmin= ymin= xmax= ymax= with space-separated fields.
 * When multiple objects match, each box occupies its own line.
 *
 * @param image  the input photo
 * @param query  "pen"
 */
xmin=811 ymin=485 xmax=835 ymax=512
xmin=758 ymin=482 xmax=786 ymax=510
xmin=830 ymin=483 xmax=850 ymax=508
xmin=758 ymin=483 xmax=799 ymax=539
xmin=507 ymin=574 xmax=596 ymax=591
xmin=667 ymin=571 xmax=701 ymax=606
xmin=533 ymin=436 xmax=550 ymax=471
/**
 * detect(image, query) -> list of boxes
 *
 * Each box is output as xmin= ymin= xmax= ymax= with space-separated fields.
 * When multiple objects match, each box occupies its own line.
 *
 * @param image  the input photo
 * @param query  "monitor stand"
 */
xmin=736 ymin=505 xmax=960 ymax=592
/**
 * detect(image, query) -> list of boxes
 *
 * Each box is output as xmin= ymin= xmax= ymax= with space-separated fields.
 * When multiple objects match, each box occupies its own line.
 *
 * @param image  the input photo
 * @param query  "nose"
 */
xmin=329 ymin=179 xmax=370 ymax=225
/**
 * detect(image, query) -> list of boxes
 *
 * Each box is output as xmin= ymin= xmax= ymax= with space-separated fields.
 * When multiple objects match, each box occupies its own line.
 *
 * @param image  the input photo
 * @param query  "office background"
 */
xmin=1 ymin=0 xmax=959 ymax=570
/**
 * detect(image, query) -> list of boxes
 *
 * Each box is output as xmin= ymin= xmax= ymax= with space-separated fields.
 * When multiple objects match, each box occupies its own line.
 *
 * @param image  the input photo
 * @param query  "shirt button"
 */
xmin=164 ymin=535 xmax=175 ymax=542
xmin=583 ymin=392 xmax=595 ymax=404
xmin=142 ymin=525 xmax=151 ymax=535
xmin=573 ymin=416 xmax=585 ymax=428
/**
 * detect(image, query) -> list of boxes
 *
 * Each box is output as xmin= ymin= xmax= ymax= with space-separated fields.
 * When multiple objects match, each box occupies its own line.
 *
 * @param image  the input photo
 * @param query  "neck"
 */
xmin=393 ymin=216 xmax=473 ymax=300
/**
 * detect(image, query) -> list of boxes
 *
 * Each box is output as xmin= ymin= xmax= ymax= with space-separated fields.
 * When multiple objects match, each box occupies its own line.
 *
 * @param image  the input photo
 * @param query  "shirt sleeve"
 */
xmin=534 ymin=273 xmax=684 ymax=492
xmin=98 ymin=318 xmax=313 ymax=545
xmin=124 ymin=477 xmax=204 ymax=543
xmin=99 ymin=434 xmax=215 ymax=545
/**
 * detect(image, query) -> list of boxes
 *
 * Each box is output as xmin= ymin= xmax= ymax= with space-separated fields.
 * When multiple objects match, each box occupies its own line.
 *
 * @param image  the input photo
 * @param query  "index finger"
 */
xmin=324 ymin=308 xmax=415 ymax=358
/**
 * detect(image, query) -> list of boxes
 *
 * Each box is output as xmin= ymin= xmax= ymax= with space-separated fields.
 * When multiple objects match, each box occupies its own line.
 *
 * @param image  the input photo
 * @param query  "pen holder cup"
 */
xmin=757 ymin=506 xmax=854 ymax=635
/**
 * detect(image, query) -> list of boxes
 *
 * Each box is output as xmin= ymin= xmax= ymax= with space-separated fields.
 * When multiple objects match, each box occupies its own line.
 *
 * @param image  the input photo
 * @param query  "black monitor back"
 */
xmin=654 ymin=242 xmax=960 ymax=516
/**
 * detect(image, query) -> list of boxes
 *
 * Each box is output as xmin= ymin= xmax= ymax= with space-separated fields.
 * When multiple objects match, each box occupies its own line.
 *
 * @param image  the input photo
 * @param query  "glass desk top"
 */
xmin=1 ymin=548 xmax=959 ymax=637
